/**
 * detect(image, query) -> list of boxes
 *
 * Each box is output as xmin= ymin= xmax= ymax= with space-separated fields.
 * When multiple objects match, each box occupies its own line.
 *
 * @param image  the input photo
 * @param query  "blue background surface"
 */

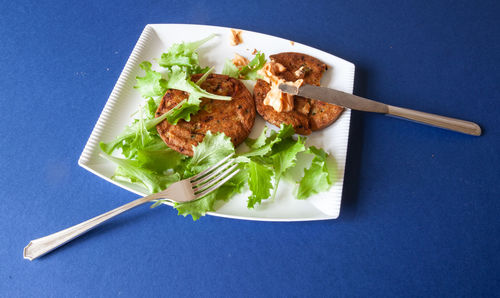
xmin=1 ymin=0 xmax=499 ymax=296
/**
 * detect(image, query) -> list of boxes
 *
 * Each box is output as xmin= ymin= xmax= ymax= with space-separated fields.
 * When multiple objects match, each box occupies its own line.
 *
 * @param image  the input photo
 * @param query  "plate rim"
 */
xmin=78 ymin=23 xmax=355 ymax=222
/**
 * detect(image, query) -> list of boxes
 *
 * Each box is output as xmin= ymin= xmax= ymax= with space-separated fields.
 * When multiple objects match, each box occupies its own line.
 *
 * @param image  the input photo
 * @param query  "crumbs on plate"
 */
xmin=230 ymin=29 xmax=243 ymax=46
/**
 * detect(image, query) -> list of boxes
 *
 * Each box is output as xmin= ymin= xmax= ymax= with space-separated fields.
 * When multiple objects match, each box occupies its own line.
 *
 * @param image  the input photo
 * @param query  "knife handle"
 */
xmin=387 ymin=105 xmax=482 ymax=136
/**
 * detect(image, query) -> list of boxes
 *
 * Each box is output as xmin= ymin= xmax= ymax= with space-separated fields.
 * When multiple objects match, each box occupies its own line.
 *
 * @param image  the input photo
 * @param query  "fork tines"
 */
xmin=190 ymin=153 xmax=240 ymax=199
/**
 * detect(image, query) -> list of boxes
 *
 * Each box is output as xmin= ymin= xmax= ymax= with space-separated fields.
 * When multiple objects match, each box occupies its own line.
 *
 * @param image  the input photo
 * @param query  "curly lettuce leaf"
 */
xmin=185 ymin=131 xmax=235 ymax=176
xmin=134 ymin=61 xmax=167 ymax=98
xmin=271 ymin=136 xmax=306 ymax=175
xmin=145 ymin=97 xmax=159 ymax=118
xmin=121 ymin=112 xmax=158 ymax=158
xmin=164 ymin=95 xmax=202 ymax=125
xmin=269 ymin=136 xmax=306 ymax=200
xmin=244 ymin=127 xmax=268 ymax=149
xmin=158 ymin=34 xmax=215 ymax=73
xmin=100 ymin=154 xmax=181 ymax=193
xmin=238 ymin=52 xmax=266 ymax=80
xmin=246 ymin=160 xmax=273 ymax=208
xmin=242 ymin=124 xmax=295 ymax=157
xmin=296 ymin=147 xmax=337 ymax=199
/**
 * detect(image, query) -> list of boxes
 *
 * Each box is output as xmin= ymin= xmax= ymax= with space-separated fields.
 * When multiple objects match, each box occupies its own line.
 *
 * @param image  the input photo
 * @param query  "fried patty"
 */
xmin=155 ymin=74 xmax=255 ymax=156
xmin=254 ymin=52 xmax=344 ymax=135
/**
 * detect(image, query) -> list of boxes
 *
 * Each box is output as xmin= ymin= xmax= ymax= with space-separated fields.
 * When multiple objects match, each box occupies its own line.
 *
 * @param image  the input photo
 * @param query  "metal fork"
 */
xmin=23 ymin=154 xmax=240 ymax=261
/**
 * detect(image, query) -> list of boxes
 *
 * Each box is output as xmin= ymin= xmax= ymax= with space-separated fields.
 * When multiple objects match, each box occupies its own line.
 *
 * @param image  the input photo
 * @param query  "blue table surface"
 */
xmin=1 ymin=0 xmax=499 ymax=297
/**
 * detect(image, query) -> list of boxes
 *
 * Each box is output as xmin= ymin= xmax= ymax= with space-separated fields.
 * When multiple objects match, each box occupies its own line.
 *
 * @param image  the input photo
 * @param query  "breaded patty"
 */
xmin=155 ymin=74 xmax=255 ymax=156
xmin=254 ymin=52 xmax=344 ymax=135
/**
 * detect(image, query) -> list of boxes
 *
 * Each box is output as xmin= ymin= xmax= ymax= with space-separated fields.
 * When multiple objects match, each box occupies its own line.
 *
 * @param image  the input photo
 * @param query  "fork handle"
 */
xmin=387 ymin=105 xmax=482 ymax=136
xmin=23 ymin=195 xmax=157 ymax=261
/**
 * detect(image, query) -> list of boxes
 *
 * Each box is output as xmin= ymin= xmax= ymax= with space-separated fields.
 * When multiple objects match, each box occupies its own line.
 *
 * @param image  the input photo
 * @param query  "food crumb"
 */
xmin=232 ymin=53 xmax=249 ymax=69
xmin=252 ymin=48 xmax=258 ymax=55
xmin=290 ymin=41 xmax=295 ymax=46
xmin=230 ymin=29 xmax=243 ymax=46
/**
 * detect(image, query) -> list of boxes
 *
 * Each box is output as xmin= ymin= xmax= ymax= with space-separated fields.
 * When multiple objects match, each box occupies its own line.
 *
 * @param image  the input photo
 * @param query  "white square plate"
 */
xmin=78 ymin=24 xmax=355 ymax=221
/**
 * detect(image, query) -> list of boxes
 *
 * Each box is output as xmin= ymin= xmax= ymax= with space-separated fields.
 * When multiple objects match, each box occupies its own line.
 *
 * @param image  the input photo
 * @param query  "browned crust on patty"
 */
xmin=254 ymin=52 xmax=344 ymax=135
xmin=155 ymin=74 xmax=255 ymax=156
xmin=269 ymin=52 xmax=327 ymax=85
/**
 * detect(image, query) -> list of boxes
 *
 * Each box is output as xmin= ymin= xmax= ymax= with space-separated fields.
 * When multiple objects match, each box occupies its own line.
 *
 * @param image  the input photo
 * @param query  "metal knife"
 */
xmin=279 ymin=84 xmax=481 ymax=136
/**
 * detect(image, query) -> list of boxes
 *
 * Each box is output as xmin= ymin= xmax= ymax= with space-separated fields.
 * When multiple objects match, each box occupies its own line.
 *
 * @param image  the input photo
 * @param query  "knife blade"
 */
xmin=278 ymin=84 xmax=389 ymax=113
xmin=278 ymin=83 xmax=481 ymax=136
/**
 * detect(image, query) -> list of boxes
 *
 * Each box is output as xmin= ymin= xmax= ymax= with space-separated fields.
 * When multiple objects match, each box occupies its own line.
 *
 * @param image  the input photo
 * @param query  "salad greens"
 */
xmin=246 ymin=160 xmax=273 ymax=208
xmin=101 ymin=153 xmax=181 ymax=194
xmin=134 ymin=61 xmax=166 ymax=98
xmin=297 ymin=147 xmax=338 ymax=199
xmin=100 ymin=35 xmax=338 ymax=220
xmin=158 ymin=34 xmax=215 ymax=74
xmin=149 ymin=125 xmax=337 ymax=219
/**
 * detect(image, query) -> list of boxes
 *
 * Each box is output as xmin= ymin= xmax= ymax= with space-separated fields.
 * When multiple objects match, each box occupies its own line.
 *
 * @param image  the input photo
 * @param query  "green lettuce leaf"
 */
xmin=244 ymin=127 xmax=268 ymax=149
xmin=271 ymin=136 xmax=306 ymax=174
xmin=246 ymin=160 xmax=273 ymax=208
xmin=222 ymin=59 xmax=240 ymax=78
xmin=164 ymin=95 xmax=202 ymax=125
xmin=242 ymin=124 xmax=294 ymax=157
xmin=101 ymin=154 xmax=181 ymax=193
xmin=238 ymin=52 xmax=266 ymax=80
xmin=136 ymin=147 xmax=186 ymax=174
xmin=99 ymin=108 xmax=171 ymax=157
xmin=158 ymin=34 xmax=215 ymax=73
xmin=269 ymin=136 xmax=306 ymax=200
xmin=185 ymin=131 xmax=235 ymax=176
xmin=296 ymin=146 xmax=337 ymax=199
xmin=145 ymin=97 xmax=159 ymax=118
xmin=121 ymin=111 xmax=158 ymax=158
xmin=134 ymin=61 xmax=167 ymax=98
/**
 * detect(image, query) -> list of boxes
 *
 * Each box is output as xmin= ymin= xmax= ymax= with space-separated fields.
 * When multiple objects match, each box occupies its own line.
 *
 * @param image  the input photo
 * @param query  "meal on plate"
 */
xmin=99 ymin=34 xmax=340 ymax=220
